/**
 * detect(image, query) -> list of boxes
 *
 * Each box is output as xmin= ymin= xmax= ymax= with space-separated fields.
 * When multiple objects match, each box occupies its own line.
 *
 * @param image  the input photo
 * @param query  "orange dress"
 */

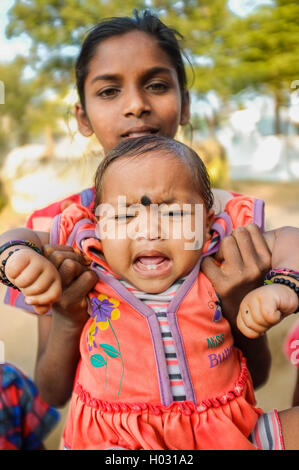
xmin=49 ymin=195 xmax=265 ymax=450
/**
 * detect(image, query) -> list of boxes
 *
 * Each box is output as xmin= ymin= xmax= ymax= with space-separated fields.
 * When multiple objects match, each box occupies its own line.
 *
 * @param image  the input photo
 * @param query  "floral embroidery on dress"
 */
xmin=90 ymin=294 xmax=120 ymax=329
xmin=87 ymin=318 xmax=98 ymax=351
xmin=87 ymin=293 xmax=124 ymax=396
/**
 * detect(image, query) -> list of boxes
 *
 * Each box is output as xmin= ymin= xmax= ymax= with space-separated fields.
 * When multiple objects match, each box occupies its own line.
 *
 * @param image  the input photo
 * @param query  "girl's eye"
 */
xmin=147 ymin=82 xmax=169 ymax=93
xmin=97 ymin=87 xmax=120 ymax=98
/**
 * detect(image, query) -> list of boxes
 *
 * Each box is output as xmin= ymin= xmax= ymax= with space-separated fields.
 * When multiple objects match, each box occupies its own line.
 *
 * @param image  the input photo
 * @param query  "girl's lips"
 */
xmin=121 ymin=127 xmax=159 ymax=138
xmin=133 ymin=255 xmax=172 ymax=278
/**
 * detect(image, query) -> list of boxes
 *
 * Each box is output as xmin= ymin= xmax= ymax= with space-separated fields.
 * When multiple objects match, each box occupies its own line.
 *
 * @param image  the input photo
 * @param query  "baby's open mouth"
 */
xmin=136 ymin=256 xmax=167 ymax=270
xmin=133 ymin=254 xmax=172 ymax=277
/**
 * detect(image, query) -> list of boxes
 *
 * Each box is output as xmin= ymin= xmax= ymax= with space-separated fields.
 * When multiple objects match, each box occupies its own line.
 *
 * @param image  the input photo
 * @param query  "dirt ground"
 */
xmin=0 ymin=180 xmax=299 ymax=450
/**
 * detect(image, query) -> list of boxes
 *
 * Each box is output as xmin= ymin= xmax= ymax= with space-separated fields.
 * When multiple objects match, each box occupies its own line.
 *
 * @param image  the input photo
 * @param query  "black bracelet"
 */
xmin=0 ymin=240 xmax=42 ymax=256
xmin=0 ymin=249 xmax=21 ymax=290
xmin=265 ymin=277 xmax=299 ymax=314
xmin=0 ymin=240 xmax=42 ymax=290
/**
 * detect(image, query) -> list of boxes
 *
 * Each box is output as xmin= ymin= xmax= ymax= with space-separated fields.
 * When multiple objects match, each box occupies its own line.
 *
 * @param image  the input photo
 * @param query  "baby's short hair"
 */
xmin=94 ymin=135 xmax=214 ymax=211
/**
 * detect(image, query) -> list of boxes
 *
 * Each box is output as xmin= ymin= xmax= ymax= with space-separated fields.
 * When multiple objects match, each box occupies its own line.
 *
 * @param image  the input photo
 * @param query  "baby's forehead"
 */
xmin=101 ymin=151 xmax=198 ymax=202
xmin=104 ymin=151 xmax=194 ymax=187
xmin=105 ymin=149 xmax=193 ymax=181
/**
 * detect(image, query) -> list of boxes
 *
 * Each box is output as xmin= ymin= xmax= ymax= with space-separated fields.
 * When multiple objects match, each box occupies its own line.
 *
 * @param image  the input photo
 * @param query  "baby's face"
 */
xmin=97 ymin=152 xmax=213 ymax=293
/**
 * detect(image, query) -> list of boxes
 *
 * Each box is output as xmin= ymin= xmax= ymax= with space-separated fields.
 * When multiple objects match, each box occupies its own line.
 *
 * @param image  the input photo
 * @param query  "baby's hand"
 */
xmin=5 ymin=248 xmax=62 ymax=314
xmin=237 ymin=282 xmax=299 ymax=338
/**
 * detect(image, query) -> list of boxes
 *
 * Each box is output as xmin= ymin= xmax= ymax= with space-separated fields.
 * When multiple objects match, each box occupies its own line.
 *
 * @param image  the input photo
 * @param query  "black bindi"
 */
xmin=140 ymin=195 xmax=152 ymax=206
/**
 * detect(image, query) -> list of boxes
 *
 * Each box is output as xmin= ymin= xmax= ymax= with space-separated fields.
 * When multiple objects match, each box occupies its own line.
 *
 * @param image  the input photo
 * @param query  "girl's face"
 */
xmin=97 ymin=152 xmax=213 ymax=293
xmin=75 ymin=31 xmax=190 ymax=153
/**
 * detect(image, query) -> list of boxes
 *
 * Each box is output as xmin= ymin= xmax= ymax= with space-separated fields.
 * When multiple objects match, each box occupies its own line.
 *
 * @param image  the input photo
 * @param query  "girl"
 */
xmin=4 ymin=11 xmax=272 ymax=396
xmin=1 ymin=136 xmax=299 ymax=450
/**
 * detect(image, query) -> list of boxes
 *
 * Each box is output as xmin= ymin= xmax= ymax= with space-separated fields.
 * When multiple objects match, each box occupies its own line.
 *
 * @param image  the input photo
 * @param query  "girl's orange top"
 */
xmin=48 ymin=194 xmax=265 ymax=450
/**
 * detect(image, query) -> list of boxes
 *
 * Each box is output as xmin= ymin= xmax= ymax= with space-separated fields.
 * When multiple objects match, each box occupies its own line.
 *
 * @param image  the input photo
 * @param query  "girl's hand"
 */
xmin=5 ymin=248 xmax=62 ymax=315
xmin=201 ymin=224 xmax=272 ymax=305
xmin=42 ymin=245 xmax=98 ymax=327
xmin=201 ymin=224 xmax=273 ymax=388
xmin=237 ymin=283 xmax=299 ymax=338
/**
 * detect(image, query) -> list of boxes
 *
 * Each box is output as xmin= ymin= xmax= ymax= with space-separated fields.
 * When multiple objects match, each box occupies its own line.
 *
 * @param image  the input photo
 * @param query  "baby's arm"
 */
xmin=0 ymin=228 xmax=61 ymax=314
xmin=237 ymin=227 xmax=299 ymax=338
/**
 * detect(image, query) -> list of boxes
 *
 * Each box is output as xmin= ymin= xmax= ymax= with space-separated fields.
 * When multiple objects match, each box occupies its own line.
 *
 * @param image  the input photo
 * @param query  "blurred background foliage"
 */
xmin=0 ymin=0 xmax=299 ymax=198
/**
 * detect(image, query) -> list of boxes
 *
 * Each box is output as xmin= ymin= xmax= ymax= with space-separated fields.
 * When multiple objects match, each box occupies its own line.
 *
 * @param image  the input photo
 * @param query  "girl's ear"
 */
xmin=180 ymin=91 xmax=190 ymax=126
xmin=75 ymin=103 xmax=94 ymax=137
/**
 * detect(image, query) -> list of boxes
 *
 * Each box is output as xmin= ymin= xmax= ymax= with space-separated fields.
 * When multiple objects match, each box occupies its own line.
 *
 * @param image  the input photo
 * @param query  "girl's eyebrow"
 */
xmin=91 ymin=73 xmax=121 ymax=84
xmin=142 ymin=66 xmax=174 ymax=80
xmin=90 ymin=66 xmax=174 ymax=85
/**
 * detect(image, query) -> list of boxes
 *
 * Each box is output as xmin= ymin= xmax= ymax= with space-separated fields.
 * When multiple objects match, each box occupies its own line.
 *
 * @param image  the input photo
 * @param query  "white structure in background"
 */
xmin=0 ymin=86 xmax=103 ymax=215
xmin=1 ymin=131 xmax=101 ymax=214
xmin=217 ymin=96 xmax=299 ymax=181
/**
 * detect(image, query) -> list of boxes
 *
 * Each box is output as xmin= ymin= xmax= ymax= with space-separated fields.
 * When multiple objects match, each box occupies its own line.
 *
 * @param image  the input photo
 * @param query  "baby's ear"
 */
xmin=205 ymin=209 xmax=215 ymax=239
xmin=75 ymin=103 xmax=94 ymax=137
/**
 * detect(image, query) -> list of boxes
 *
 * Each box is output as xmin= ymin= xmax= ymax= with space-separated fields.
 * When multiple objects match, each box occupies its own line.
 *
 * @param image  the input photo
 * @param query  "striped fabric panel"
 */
xmin=155 ymin=310 xmax=186 ymax=401
xmin=120 ymin=277 xmax=187 ymax=401
xmin=248 ymin=411 xmax=284 ymax=450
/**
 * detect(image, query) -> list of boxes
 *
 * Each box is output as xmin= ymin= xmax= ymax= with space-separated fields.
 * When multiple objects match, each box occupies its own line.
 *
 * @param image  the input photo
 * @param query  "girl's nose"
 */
xmin=122 ymin=87 xmax=150 ymax=118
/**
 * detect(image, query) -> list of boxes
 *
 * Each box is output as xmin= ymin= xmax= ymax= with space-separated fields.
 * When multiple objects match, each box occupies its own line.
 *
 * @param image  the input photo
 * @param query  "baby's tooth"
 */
xmin=146 ymin=264 xmax=157 ymax=270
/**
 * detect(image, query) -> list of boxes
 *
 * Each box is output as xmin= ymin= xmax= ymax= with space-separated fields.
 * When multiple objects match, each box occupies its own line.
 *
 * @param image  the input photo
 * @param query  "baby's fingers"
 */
xmin=237 ymin=311 xmax=266 ymax=339
xmin=25 ymin=277 xmax=62 ymax=306
xmin=237 ymin=295 xmax=281 ymax=338
xmin=31 ymin=304 xmax=52 ymax=315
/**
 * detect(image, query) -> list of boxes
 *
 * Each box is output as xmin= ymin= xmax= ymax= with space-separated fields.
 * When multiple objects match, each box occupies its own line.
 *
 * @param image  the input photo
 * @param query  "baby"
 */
xmin=1 ymin=135 xmax=299 ymax=450
xmin=1 ymin=136 xmax=298 ymax=335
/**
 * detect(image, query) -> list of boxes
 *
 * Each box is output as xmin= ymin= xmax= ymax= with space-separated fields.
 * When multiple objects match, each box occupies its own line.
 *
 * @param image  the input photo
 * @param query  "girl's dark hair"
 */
xmin=94 ymin=135 xmax=214 ymax=211
xmin=75 ymin=9 xmax=188 ymax=111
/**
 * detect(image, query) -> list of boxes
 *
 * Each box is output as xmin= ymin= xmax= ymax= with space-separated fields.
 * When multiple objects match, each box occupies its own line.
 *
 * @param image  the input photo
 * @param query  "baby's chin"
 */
xmin=129 ymin=278 xmax=175 ymax=294
xmin=124 ymin=269 xmax=187 ymax=294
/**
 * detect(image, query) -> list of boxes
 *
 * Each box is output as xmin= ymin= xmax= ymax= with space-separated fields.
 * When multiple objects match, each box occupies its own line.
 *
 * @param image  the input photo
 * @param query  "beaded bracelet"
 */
xmin=265 ymin=268 xmax=299 ymax=283
xmin=0 ymin=240 xmax=42 ymax=256
xmin=0 ymin=240 xmax=42 ymax=290
xmin=264 ymin=277 xmax=299 ymax=314
xmin=0 ymin=249 xmax=21 ymax=290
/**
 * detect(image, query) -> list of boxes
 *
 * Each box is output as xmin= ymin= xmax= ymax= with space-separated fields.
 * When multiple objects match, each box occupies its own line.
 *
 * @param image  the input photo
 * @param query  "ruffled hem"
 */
xmin=63 ymin=356 xmax=262 ymax=450
xmin=74 ymin=356 xmax=250 ymax=415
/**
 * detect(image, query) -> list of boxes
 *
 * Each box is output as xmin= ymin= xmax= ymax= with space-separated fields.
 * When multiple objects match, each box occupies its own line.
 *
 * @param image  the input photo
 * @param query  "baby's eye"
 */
xmin=162 ymin=211 xmax=183 ymax=217
xmin=162 ymin=210 xmax=191 ymax=217
xmin=115 ymin=214 xmax=135 ymax=221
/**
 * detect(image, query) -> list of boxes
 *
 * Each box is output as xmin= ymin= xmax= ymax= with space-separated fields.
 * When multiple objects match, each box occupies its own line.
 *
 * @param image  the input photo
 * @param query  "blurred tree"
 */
xmin=0 ymin=57 xmax=66 ymax=158
xmin=5 ymin=0 xmax=299 ymax=138
xmin=224 ymin=0 xmax=299 ymax=134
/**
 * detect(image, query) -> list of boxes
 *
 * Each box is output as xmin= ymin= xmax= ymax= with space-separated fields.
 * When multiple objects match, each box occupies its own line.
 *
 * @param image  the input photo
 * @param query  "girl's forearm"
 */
xmin=0 ymin=228 xmax=43 ymax=248
xmin=35 ymin=313 xmax=85 ymax=407
xmin=264 ymin=227 xmax=299 ymax=270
